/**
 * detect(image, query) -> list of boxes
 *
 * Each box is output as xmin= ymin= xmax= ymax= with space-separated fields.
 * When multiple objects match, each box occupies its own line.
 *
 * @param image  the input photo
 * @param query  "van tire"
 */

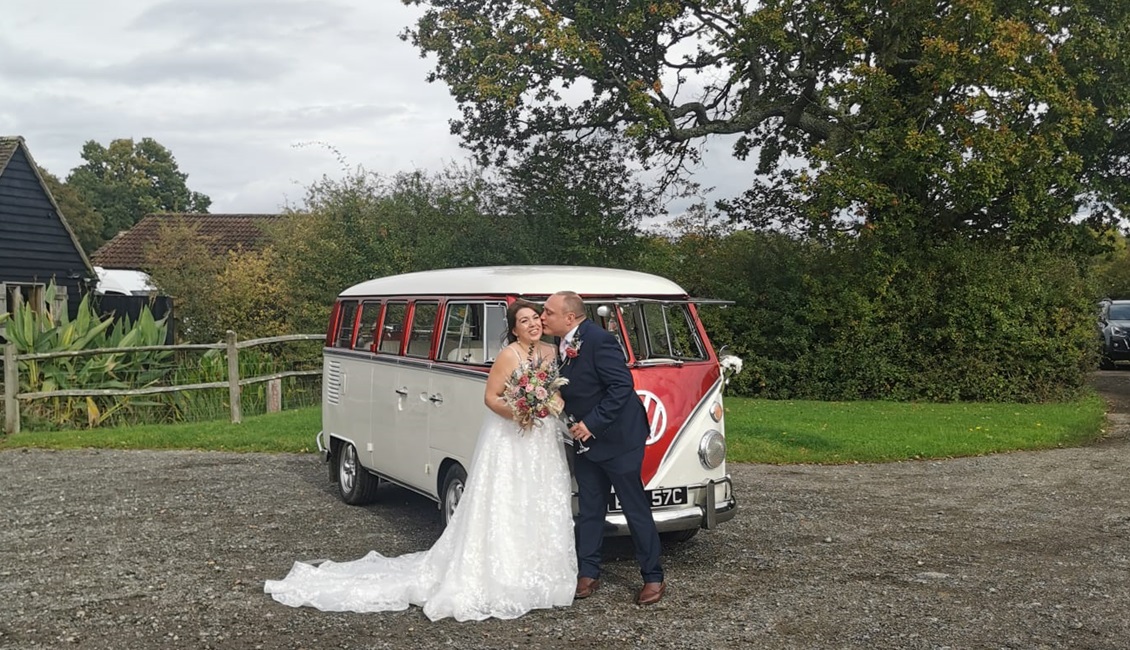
xmin=338 ymin=442 xmax=380 ymax=505
xmin=440 ymin=464 xmax=468 ymax=527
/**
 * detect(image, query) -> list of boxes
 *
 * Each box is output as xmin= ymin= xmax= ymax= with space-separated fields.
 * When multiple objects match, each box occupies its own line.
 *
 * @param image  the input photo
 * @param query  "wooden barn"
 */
xmin=0 ymin=136 xmax=95 ymax=321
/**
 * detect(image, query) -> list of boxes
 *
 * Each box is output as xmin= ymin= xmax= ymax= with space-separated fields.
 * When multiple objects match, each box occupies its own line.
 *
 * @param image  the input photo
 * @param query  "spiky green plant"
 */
xmin=0 ymin=284 xmax=172 ymax=428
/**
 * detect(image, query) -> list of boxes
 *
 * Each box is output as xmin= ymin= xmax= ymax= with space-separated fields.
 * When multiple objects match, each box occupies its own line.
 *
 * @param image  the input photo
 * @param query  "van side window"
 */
xmin=484 ymin=303 xmax=507 ymax=361
xmin=670 ymin=304 xmax=706 ymax=359
xmin=335 ymin=300 xmax=359 ymax=348
xmin=621 ymin=304 xmax=644 ymax=358
xmin=623 ymin=302 xmax=706 ymax=361
xmin=584 ymin=303 xmax=628 ymax=361
xmin=354 ymin=301 xmax=382 ymax=351
xmin=379 ymin=302 xmax=408 ymax=354
xmin=406 ymin=302 xmax=439 ymax=358
xmin=440 ymin=301 xmax=507 ymax=365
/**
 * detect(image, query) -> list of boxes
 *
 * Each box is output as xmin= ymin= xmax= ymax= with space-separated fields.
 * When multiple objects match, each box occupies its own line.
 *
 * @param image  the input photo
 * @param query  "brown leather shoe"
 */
xmin=636 ymin=581 xmax=666 ymax=605
xmin=575 ymin=577 xmax=601 ymax=599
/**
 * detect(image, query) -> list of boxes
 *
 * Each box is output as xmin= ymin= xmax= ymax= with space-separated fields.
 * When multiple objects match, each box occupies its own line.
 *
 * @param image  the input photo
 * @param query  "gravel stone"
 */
xmin=2 ymin=372 xmax=1129 ymax=649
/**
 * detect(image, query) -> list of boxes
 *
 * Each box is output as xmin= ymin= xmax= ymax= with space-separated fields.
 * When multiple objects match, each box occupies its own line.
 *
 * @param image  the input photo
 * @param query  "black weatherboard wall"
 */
xmin=95 ymin=294 xmax=175 ymax=345
xmin=0 ymin=137 xmax=94 ymax=318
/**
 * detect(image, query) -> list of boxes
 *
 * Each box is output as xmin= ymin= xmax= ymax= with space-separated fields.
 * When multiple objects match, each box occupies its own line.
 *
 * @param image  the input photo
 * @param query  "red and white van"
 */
xmin=317 ymin=265 xmax=737 ymax=540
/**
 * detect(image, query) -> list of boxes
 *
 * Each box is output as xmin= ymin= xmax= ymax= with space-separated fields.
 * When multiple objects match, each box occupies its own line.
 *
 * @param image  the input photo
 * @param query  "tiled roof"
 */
xmin=90 ymin=213 xmax=282 ymax=270
xmin=0 ymin=136 xmax=23 ymax=176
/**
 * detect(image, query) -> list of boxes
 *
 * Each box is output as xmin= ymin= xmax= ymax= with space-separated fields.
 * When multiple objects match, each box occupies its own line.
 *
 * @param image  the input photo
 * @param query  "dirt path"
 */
xmin=1 ymin=376 xmax=1129 ymax=649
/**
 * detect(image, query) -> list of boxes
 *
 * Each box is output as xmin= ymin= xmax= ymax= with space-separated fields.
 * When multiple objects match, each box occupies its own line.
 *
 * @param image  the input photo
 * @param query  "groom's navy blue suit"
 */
xmin=559 ymin=318 xmax=664 ymax=583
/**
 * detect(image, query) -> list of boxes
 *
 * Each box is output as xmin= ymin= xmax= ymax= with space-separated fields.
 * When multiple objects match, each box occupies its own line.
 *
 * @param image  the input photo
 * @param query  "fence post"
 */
xmin=4 ymin=342 xmax=19 ymax=435
xmin=52 ymin=285 xmax=68 ymax=318
xmin=266 ymin=378 xmax=282 ymax=414
xmin=226 ymin=330 xmax=242 ymax=424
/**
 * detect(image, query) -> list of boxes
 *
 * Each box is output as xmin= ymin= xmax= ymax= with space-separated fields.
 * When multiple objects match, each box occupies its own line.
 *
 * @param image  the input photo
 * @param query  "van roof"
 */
xmin=339 ymin=265 xmax=688 ymax=298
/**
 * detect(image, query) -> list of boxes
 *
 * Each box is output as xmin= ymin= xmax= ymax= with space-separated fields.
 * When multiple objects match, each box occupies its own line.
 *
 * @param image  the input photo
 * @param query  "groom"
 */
xmin=541 ymin=291 xmax=666 ymax=606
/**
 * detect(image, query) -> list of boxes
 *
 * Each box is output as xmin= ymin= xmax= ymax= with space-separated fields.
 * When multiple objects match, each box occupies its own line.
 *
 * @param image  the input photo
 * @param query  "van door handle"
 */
xmin=395 ymin=387 xmax=408 ymax=396
xmin=428 ymin=393 xmax=443 ymax=404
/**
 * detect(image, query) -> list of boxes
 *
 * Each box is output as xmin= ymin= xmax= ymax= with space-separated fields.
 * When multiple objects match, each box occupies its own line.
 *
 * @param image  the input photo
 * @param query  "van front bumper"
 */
xmin=602 ymin=477 xmax=737 ymax=536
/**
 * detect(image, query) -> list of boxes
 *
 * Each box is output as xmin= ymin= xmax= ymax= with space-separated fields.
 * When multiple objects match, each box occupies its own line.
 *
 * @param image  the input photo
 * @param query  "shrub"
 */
xmin=641 ymin=229 xmax=1096 ymax=402
xmin=0 ymin=284 xmax=172 ymax=427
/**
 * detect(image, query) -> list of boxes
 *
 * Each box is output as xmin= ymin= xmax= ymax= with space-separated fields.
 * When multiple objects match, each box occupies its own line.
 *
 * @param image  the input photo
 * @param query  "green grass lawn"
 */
xmin=0 ymin=393 xmax=1109 ymax=464
xmin=724 ymin=394 xmax=1108 ymax=464
xmin=0 ymin=407 xmax=321 ymax=454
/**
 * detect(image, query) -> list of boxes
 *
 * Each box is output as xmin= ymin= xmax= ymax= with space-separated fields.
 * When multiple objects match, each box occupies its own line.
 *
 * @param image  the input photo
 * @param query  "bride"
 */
xmin=264 ymin=299 xmax=577 ymax=621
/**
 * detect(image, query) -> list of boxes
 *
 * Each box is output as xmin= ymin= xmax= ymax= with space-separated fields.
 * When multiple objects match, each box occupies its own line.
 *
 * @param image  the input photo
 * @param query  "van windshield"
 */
xmin=606 ymin=301 xmax=707 ymax=363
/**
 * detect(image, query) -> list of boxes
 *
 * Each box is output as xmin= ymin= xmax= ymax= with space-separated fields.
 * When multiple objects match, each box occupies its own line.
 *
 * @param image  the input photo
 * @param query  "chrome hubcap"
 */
xmin=340 ymin=445 xmax=357 ymax=493
xmin=445 ymin=480 xmax=463 ymax=523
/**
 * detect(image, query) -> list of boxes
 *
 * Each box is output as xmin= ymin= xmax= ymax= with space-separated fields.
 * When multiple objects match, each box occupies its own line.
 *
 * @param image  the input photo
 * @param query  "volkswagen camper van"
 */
xmin=317 ymin=265 xmax=737 ymax=539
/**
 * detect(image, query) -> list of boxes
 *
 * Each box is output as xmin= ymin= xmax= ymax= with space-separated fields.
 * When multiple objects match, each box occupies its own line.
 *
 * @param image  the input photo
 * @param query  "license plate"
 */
xmin=608 ymin=486 xmax=689 ymax=512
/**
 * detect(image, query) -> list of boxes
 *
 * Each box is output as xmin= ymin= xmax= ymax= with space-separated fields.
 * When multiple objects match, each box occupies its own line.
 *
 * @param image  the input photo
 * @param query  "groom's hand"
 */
xmin=570 ymin=420 xmax=594 ymax=442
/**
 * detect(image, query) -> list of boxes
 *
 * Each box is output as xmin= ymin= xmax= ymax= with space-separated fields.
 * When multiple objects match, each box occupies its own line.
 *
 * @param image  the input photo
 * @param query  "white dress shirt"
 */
xmin=560 ymin=324 xmax=581 ymax=360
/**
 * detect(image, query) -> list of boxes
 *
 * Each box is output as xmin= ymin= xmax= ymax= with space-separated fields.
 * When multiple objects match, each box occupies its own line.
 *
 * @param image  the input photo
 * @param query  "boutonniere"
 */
xmin=564 ymin=336 xmax=583 ymax=359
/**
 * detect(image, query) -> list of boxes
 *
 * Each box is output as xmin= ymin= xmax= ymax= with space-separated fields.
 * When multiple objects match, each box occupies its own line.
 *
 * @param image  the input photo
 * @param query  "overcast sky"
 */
xmin=2 ymin=0 xmax=748 ymax=217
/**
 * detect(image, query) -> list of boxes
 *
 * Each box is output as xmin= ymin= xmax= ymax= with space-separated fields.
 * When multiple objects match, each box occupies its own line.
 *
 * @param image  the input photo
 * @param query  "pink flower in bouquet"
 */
xmin=501 ymin=351 xmax=569 ymax=431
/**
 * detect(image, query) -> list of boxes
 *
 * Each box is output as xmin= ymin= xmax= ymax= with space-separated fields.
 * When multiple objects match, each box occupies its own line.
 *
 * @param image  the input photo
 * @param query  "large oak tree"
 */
xmin=67 ymin=137 xmax=212 ymax=240
xmin=403 ymin=0 xmax=1130 ymax=250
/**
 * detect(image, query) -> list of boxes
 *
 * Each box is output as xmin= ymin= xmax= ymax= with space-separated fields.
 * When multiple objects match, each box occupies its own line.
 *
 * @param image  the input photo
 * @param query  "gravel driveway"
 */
xmin=3 ymin=375 xmax=1130 ymax=650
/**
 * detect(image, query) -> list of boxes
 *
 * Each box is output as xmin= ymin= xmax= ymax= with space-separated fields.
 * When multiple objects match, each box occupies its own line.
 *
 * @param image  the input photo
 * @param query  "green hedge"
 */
xmin=641 ymin=233 xmax=1097 ymax=402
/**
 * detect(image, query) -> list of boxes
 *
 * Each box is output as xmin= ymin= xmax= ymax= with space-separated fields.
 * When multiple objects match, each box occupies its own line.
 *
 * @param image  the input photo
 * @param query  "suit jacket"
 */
xmin=559 ymin=319 xmax=650 ymax=462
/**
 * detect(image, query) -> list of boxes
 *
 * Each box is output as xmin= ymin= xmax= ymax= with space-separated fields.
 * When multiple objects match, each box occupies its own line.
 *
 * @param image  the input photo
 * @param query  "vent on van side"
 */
xmin=325 ymin=360 xmax=342 ymax=405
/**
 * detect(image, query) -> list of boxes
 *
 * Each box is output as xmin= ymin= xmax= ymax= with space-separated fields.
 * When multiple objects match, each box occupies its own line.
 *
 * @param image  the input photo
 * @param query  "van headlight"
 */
xmin=698 ymin=430 xmax=726 ymax=469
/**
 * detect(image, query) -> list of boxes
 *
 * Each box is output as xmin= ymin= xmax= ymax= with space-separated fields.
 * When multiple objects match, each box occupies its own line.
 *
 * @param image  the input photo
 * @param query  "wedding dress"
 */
xmin=264 ymin=407 xmax=577 ymax=621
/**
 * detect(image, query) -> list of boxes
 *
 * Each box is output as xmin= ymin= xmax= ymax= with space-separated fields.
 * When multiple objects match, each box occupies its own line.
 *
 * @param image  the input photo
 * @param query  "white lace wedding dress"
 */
xmin=264 ymin=408 xmax=577 ymax=621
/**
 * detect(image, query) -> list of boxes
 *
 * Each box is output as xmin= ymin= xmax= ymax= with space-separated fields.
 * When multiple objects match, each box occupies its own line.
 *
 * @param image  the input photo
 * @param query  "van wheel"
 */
xmin=441 ymin=464 xmax=468 ymax=527
xmin=338 ymin=442 xmax=379 ymax=505
xmin=660 ymin=528 xmax=699 ymax=544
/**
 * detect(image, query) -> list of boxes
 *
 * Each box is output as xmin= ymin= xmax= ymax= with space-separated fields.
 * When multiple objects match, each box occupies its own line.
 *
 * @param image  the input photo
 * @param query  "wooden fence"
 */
xmin=3 ymin=331 xmax=323 ymax=435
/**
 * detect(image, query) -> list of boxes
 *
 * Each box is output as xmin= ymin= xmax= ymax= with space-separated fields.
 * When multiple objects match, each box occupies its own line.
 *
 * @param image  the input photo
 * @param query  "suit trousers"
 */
xmin=573 ymin=445 xmax=664 ymax=583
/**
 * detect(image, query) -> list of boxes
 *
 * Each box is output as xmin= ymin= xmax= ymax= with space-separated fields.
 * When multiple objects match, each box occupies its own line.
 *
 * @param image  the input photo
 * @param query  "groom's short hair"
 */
xmin=555 ymin=291 xmax=585 ymax=318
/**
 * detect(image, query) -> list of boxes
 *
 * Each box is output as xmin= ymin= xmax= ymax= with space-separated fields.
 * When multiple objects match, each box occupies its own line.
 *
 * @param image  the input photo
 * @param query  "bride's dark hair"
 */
xmin=505 ymin=299 xmax=542 ymax=344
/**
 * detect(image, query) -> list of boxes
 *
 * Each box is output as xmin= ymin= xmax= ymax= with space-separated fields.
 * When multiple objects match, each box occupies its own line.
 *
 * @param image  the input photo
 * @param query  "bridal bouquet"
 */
xmin=502 ymin=352 xmax=568 ymax=430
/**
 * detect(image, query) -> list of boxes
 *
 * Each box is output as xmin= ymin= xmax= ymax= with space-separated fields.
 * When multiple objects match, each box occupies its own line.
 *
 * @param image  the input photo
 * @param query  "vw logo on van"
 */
xmin=637 ymin=390 xmax=668 ymax=445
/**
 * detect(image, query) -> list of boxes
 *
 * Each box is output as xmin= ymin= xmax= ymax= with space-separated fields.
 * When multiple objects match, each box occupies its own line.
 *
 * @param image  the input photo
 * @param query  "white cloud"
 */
xmin=1 ymin=0 xmax=750 ymax=217
xmin=1 ymin=0 xmax=464 ymax=212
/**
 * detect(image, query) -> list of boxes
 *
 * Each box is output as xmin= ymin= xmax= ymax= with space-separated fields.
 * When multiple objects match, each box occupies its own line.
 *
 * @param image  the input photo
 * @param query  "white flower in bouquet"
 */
xmin=720 ymin=355 xmax=743 ymax=384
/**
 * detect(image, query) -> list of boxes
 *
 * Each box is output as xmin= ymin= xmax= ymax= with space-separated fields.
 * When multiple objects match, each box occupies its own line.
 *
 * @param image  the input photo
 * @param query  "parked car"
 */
xmin=1099 ymin=299 xmax=1130 ymax=368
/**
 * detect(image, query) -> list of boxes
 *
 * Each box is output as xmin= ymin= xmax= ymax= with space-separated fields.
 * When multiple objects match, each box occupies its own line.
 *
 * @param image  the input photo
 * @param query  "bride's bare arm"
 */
xmin=484 ymin=351 xmax=519 ymax=420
